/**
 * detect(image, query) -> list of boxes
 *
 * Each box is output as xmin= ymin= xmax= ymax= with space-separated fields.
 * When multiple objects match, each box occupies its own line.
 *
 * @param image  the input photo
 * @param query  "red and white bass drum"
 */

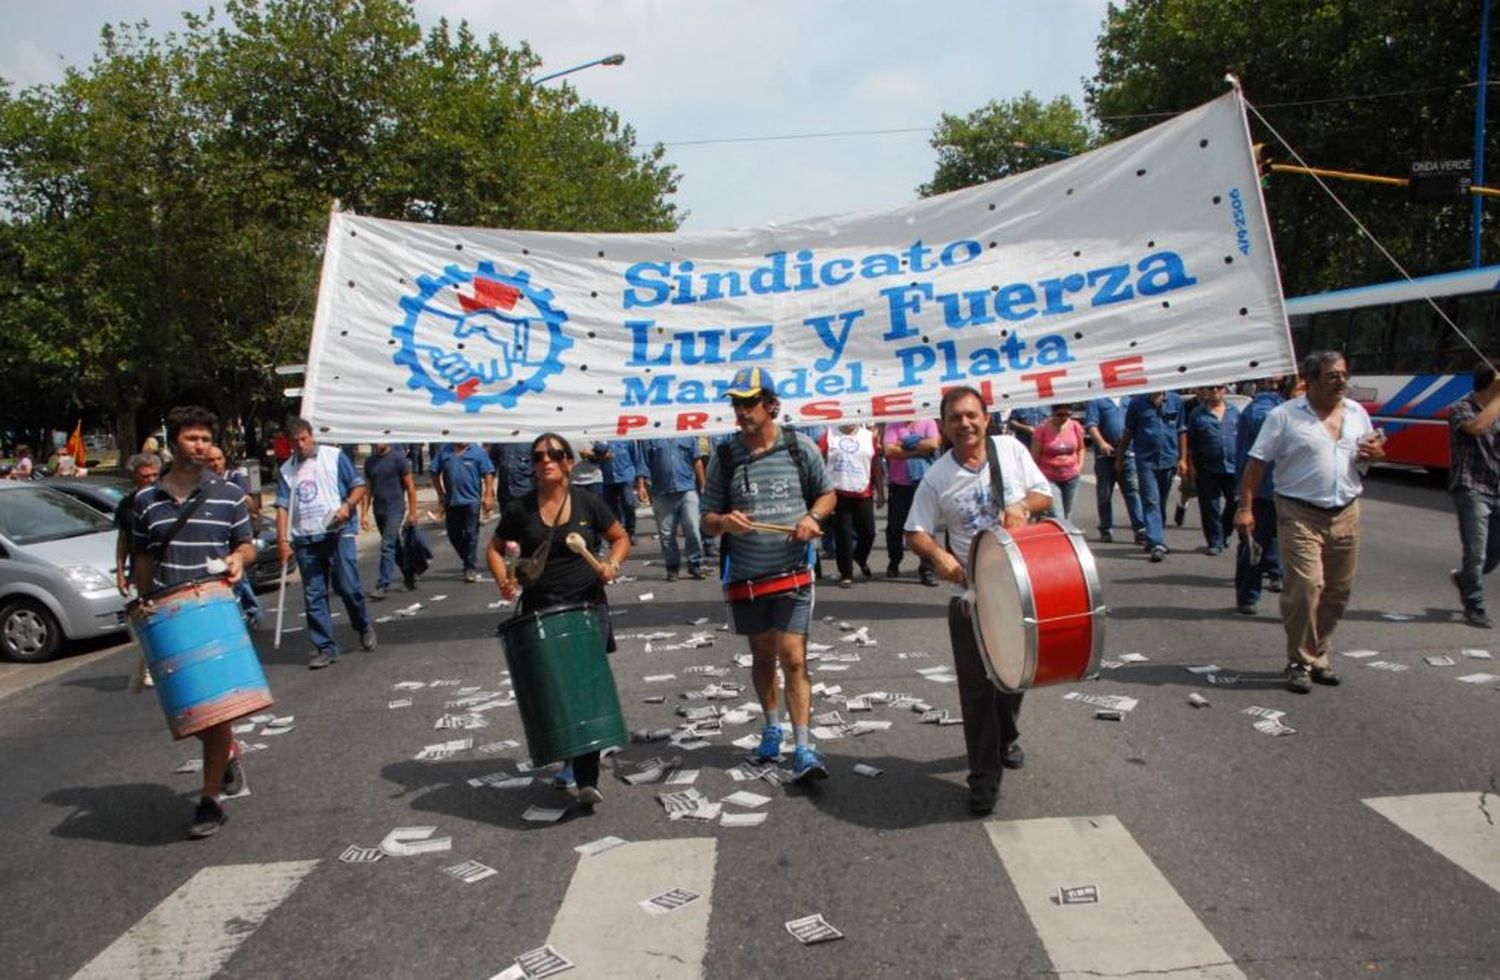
xmin=965 ymin=518 xmax=1106 ymax=693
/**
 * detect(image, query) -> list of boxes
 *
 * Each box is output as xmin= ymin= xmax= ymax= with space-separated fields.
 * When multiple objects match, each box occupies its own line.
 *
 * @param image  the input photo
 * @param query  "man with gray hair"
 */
xmin=115 ymin=452 xmax=162 ymax=596
xmin=1235 ymin=352 xmax=1385 ymax=693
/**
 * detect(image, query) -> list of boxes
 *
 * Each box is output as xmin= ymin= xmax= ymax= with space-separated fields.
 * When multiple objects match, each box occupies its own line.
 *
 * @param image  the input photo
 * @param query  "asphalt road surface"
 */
xmin=1 ymin=468 xmax=1496 ymax=979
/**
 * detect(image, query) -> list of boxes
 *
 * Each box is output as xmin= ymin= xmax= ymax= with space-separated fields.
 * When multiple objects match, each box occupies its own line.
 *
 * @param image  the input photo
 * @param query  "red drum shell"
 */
xmin=966 ymin=519 xmax=1106 ymax=693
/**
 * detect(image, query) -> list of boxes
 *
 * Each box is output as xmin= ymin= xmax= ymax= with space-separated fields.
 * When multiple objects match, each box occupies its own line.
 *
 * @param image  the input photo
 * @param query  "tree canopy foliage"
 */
xmin=919 ymin=92 xmax=1093 ymax=197
xmin=0 ymin=0 xmax=679 ymax=449
xmin=921 ymin=1 xmax=1496 ymax=300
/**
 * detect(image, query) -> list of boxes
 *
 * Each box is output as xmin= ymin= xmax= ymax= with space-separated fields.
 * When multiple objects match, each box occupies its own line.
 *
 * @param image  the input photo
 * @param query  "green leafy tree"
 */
xmin=1085 ymin=0 xmax=1496 ymax=296
xmin=919 ymin=92 xmax=1093 ymax=197
xmin=0 ymin=0 xmax=680 ymax=453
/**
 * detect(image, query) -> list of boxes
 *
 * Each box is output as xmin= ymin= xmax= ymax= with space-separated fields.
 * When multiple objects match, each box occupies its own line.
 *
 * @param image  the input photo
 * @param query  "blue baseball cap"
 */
xmin=725 ymin=366 xmax=776 ymax=399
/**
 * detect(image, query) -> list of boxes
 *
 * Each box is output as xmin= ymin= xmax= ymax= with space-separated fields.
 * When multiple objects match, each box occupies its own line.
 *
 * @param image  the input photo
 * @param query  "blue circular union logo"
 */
xmin=393 ymin=261 xmax=572 ymax=412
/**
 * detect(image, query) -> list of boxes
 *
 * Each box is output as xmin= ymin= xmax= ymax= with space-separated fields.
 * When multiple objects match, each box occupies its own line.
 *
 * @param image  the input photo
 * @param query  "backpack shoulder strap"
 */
xmin=782 ymin=428 xmax=816 ymax=507
xmin=984 ymin=435 xmax=1007 ymax=513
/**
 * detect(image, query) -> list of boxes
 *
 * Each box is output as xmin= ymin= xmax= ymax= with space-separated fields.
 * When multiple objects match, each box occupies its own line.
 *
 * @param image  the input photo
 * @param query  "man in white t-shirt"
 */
xmin=1236 ymin=351 xmax=1385 ymax=694
xmin=905 ymin=386 xmax=1052 ymax=815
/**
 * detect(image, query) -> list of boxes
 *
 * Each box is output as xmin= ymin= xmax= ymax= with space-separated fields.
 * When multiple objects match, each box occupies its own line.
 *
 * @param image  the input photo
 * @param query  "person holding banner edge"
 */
xmin=701 ymin=367 xmax=836 ymax=783
xmin=904 ymin=386 xmax=1052 ymax=816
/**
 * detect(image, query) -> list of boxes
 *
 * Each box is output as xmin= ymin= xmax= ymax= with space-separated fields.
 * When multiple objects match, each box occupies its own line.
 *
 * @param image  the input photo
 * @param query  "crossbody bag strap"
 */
xmin=151 ymin=481 xmax=217 ymax=557
xmin=984 ymin=435 xmax=1008 ymax=516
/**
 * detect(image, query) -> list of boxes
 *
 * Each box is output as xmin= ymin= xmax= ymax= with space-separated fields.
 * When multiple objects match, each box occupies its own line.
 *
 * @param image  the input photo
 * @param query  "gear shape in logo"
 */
xmin=393 ymin=261 xmax=572 ymax=413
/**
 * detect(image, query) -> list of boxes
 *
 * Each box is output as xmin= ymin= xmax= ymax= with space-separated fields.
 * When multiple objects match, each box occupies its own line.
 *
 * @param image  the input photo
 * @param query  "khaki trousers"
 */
xmin=1275 ymin=496 xmax=1361 ymax=669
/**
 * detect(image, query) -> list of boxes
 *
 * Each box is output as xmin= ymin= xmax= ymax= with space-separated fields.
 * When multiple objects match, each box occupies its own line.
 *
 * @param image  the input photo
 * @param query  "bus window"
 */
xmin=1346 ymin=305 xmax=1393 ymax=374
xmin=1448 ymin=293 xmax=1500 ymax=367
xmin=1306 ymin=310 xmax=1348 ymax=353
xmin=1390 ymin=300 xmax=1441 ymax=373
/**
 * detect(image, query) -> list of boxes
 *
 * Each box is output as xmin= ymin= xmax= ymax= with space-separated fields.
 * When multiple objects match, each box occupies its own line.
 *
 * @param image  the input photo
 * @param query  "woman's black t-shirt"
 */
xmin=496 ymin=489 xmax=617 ymax=610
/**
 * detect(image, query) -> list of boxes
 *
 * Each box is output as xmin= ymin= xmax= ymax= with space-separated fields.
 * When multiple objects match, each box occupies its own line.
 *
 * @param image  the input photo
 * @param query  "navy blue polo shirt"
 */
xmin=364 ymin=447 xmax=411 ymax=517
xmin=1186 ymin=402 xmax=1241 ymax=474
xmin=132 ymin=476 xmax=252 ymax=591
xmin=1124 ymin=392 xmax=1185 ymax=469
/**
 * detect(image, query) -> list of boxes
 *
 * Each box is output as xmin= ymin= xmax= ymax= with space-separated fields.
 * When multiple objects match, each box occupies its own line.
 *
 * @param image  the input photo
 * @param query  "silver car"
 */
xmin=0 ymin=482 xmax=127 ymax=662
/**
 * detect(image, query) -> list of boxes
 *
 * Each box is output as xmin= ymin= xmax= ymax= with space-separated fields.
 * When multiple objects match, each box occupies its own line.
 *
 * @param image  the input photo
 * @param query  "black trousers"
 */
xmin=833 ymin=494 xmax=876 ymax=579
xmin=885 ymin=483 xmax=930 ymax=572
xmin=948 ymin=597 xmax=1023 ymax=790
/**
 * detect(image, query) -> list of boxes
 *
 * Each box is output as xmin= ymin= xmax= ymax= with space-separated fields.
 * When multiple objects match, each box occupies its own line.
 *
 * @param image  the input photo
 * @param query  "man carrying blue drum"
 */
xmin=131 ymin=406 xmax=257 ymax=839
xmin=904 ymin=387 xmax=1052 ymax=816
xmin=701 ymin=368 xmax=836 ymax=783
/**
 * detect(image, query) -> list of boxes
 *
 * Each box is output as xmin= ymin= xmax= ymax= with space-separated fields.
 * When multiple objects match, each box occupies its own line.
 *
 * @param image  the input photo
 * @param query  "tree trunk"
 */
xmin=114 ymin=404 xmax=138 ymax=466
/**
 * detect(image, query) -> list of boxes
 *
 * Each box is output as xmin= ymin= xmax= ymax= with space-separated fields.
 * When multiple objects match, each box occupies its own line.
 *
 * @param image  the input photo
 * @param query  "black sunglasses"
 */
xmin=730 ymin=396 xmax=762 ymax=410
xmin=531 ymin=448 xmax=568 ymax=463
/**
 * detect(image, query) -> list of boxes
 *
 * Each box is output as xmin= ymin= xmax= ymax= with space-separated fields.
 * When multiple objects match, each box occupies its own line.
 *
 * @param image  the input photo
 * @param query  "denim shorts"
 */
xmin=726 ymin=584 xmax=813 ymax=636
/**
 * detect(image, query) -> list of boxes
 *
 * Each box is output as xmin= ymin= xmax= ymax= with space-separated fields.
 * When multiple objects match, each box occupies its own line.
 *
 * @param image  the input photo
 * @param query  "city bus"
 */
xmin=1285 ymin=264 xmax=1500 ymax=474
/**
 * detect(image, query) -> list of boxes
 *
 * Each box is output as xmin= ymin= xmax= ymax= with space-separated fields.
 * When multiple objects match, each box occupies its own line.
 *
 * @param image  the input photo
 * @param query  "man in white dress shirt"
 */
xmin=1235 ymin=352 xmax=1386 ymax=693
xmin=904 ymin=386 xmax=1052 ymax=815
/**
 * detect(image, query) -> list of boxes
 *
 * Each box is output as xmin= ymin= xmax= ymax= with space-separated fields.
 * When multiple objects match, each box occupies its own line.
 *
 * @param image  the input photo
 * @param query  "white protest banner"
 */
xmin=303 ymin=89 xmax=1291 ymax=441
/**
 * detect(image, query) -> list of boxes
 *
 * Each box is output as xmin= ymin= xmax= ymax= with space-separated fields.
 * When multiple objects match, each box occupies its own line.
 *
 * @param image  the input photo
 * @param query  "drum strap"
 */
xmin=984 ymin=435 xmax=1008 ymax=513
xmin=150 ymin=481 xmax=218 ymax=558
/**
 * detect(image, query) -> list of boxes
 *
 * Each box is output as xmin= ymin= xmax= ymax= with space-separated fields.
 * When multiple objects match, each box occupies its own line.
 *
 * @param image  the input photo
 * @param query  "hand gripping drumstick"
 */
xmin=565 ymin=532 xmax=609 ymax=575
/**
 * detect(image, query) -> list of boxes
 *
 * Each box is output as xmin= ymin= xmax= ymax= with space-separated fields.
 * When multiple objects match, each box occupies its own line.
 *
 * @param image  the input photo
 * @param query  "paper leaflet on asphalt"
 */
xmin=301 ymin=89 xmax=1291 ymax=441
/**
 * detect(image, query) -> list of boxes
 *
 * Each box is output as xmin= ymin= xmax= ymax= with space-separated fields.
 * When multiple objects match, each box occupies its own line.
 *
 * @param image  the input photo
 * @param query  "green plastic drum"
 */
xmin=497 ymin=603 xmax=627 ymax=765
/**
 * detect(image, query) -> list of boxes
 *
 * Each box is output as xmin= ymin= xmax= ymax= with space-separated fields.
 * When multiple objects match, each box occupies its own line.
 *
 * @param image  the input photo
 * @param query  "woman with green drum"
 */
xmin=488 ymin=433 xmax=631 ymax=809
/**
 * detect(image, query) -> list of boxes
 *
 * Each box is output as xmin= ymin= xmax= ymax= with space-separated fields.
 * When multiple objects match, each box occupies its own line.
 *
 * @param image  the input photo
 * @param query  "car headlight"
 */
xmin=62 ymin=564 xmax=115 ymax=593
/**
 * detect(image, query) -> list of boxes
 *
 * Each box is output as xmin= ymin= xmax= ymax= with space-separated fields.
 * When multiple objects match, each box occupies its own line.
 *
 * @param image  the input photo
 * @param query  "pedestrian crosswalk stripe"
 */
xmin=545 ymin=838 xmax=717 ymax=978
xmin=1363 ymin=792 xmax=1500 ymax=893
xmin=986 ymin=815 xmax=1245 ymax=980
xmin=70 ymin=860 xmax=318 ymax=980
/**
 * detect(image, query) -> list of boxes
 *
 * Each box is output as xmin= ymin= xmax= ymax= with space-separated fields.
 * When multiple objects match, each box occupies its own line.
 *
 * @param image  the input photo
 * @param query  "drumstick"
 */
xmin=565 ymin=532 xmax=609 ymax=575
xmin=748 ymin=520 xmax=801 ymax=534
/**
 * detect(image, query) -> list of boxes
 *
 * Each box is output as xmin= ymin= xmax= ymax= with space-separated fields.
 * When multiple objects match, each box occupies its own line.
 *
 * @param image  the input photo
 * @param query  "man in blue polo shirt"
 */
xmin=361 ymin=443 xmax=418 ymax=598
xmin=597 ymin=439 xmax=638 ymax=544
xmin=132 ymin=405 xmax=256 ymax=839
xmin=632 ymin=436 xmax=706 ymax=581
xmin=1118 ymin=390 xmax=1187 ymax=562
xmin=1234 ymin=376 xmax=1294 ymax=613
xmin=1084 ymin=396 xmax=1145 ymax=545
xmin=431 ymin=442 xmax=496 ymax=583
xmin=275 ymin=419 xmax=375 ymax=669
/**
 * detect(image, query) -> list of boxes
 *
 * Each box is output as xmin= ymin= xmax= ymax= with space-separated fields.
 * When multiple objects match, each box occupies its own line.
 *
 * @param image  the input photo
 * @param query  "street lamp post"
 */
xmin=529 ymin=53 xmax=625 ymax=86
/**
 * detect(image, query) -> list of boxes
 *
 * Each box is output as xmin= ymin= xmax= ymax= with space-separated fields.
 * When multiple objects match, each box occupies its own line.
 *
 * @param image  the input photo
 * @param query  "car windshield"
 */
xmin=0 ymin=486 xmax=116 ymax=544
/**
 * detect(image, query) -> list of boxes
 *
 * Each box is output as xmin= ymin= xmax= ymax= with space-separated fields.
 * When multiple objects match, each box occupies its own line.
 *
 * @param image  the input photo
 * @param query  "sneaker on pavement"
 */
xmin=665 ymin=570 xmax=679 ymax=582
xmin=1133 ymin=530 xmax=1149 ymax=546
xmin=1099 ymin=529 xmax=1114 ymax=543
xmin=1206 ymin=545 xmax=1223 ymax=556
xmin=1002 ymin=742 xmax=1025 ymax=769
xmin=1149 ymin=545 xmax=1167 ymax=563
xmin=687 ymin=566 xmax=705 ymax=580
xmin=839 ymin=578 xmax=853 ymax=589
xmin=464 ymin=569 xmax=480 ymax=583
xmin=404 ymin=575 xmax=418 ymax=591
xmin=1236 ymin=603 xmax=1257 ymax=615
xmin=790 ymin=746 xmax=828 ymax=782
xmin=1464 ymin=605 xmax=1493 ymax=628
xmin=1285 ymin=665 xmax=1312 ymax=694
xmin=369 ymin=586 xmax=387 ymax=600
xmin=968 ymin=782 xmax=999 ymax=816
xmin=360 ymin=627 xmax=377 ymax=651
xmin=919 ymin=569 xmax=938 ymax=587
xmin=1310 ymin=667 xmax=1341 ymax=686
xmin=188 ymin=796 xmax=226 ymax=839
xmin=859 ymin=563 xmax=872 ymax=580
xmin=551 ymin=761 xmax=577 ymax=789
xmin=1266 ymin=577 xmax=1283 ymax=593
xmin=752 ymin=724 xmax=784 ymax=763
xmin=308 ymin=652 xmax=335 ymax=670
xmin=577 ymin=785 xmax=603 ymax=808
xmin=222 ymin=749 xmax=245 ymax=796
xmin=886 ymin=562 xmax=901 ymax=579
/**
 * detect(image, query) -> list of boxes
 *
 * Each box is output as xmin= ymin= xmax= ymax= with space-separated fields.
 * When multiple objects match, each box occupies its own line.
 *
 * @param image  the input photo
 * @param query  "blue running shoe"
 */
xmin=791 ymin=746 xmax=828 ymax=782
xmin=753 ymin=724 xmax=784 ymax=763
xmin=551 ymin=761 xmax=577 ymax=789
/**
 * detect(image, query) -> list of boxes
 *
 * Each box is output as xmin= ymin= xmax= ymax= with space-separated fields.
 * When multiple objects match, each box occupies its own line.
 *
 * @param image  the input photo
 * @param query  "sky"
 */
xmin=0 ymin=0 xmax=1113 ymax=231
